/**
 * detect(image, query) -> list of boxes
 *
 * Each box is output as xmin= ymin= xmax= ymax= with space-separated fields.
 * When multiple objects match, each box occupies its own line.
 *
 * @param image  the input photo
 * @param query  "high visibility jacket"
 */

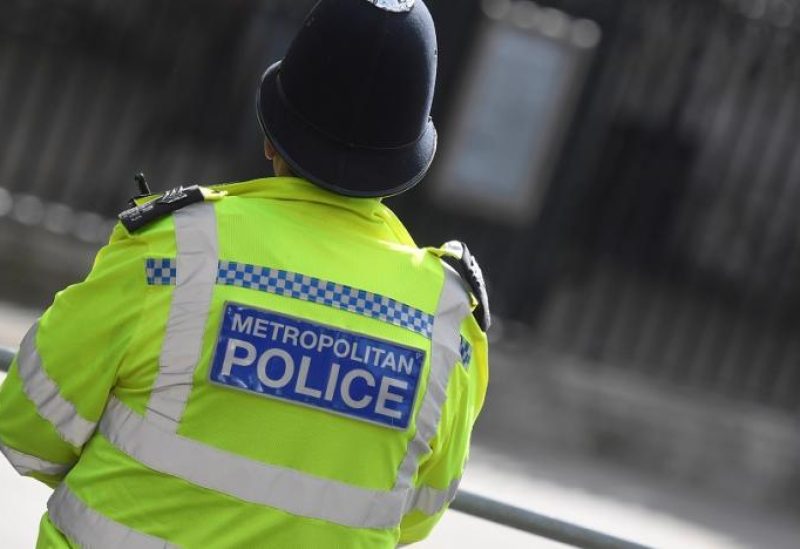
xmin=0 ymin=177 xmax=489 ymax=548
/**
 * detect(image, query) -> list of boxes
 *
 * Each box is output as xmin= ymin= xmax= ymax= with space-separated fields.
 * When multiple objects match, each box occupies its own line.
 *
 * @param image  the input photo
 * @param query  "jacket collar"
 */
xmin=211 ymin=177 xmax=417 ymax=246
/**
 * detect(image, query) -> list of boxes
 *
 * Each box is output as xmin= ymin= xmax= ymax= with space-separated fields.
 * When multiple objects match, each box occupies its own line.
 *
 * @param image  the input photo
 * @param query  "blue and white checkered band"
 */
xmin=146 ymin=258 xmax=177 ymax=286
xmin=460 ymin=336 xmax=472 ymax=367
xmin=366 ymin=0 xmax=415 ymax=13
xmin=217 ymin=261 xmax=434 ymax=339
xmin=145 ymin=258 xmax=435 ymax=337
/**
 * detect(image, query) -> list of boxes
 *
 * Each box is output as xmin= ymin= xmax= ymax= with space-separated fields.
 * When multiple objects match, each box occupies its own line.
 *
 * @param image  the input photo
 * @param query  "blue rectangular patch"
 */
xmin=209 ymin=303 xmax=426 ymax=430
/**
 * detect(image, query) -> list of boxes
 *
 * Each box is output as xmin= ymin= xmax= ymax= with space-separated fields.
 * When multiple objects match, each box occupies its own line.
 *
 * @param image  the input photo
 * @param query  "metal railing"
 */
xmin=449 ymin=491 xmax=647 ymax=548
xmin=0 ymin=346 xmax=646 ymax=548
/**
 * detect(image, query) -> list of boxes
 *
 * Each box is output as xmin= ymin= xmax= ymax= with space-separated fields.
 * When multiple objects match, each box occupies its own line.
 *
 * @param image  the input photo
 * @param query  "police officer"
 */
xmin=0 ymin=0 xmax=489 ymax=546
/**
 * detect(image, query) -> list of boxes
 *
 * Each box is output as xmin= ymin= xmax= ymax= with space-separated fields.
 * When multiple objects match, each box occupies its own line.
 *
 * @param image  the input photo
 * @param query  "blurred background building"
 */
xmin=1 ymin=0 xmax=799 ymax=546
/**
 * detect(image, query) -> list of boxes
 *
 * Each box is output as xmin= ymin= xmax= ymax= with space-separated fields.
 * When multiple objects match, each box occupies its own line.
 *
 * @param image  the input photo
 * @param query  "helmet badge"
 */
xmin=366 ymin=0 xmax=415 ymax=13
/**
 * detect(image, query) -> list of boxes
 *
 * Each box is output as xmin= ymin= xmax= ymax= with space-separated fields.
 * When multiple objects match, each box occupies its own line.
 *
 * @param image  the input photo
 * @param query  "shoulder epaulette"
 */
xmin=118 ymin=185 xmax=225 ymax=233
xmin=439 ymin=241 xmax=491 ymax=332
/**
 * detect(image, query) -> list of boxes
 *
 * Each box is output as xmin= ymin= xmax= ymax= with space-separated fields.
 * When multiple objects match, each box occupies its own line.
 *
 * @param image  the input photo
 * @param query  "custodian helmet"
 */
xmin=257 ymin=0 xmax=438 ymax=198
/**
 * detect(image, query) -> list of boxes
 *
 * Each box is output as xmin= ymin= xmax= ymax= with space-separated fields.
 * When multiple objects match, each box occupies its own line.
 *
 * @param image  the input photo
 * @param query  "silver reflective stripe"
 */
xmin=16 ymin=323 xmax=97 ymax=447
xmin=394 ymin=267 xmax=471 ymax=497
xmin=405 ymin=477 xmax=462 ymax=516
xmin=102 ymin=397 xmax=406 ymax=529
xmin=48 ymin=484 xmax=175 ymax=549
xmin=0 ymin=442 xmax=73 ymax=477
xmin=146 ymin=204 xmax=219 ymax=432
xmin=96 ymin=261 xmax=469 ymax=530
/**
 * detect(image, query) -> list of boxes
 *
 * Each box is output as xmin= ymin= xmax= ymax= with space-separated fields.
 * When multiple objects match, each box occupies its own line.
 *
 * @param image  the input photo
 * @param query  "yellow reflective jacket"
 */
xmin=0 ymin=177 xmax=489 ymax=548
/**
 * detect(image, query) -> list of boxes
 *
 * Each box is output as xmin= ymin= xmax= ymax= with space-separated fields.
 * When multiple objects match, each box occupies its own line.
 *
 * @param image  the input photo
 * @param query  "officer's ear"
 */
xmin=264 ymin=138 xmax=277 ymax=161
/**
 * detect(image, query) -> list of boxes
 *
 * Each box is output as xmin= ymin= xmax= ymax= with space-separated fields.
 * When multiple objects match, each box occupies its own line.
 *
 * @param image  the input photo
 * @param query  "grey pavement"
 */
xmin=2 ymin=305 xmax=799 ymax=547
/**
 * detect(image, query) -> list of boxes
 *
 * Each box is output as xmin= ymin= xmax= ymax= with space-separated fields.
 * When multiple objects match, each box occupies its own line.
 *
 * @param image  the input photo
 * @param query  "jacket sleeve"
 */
xmin=398 ymin=320 xmax=489 ymax=544
xmin=0 ymin=224 xmax=147 ymax=487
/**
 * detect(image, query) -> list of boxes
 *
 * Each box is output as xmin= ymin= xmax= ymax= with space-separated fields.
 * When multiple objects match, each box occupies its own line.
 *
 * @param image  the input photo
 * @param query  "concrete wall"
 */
xmin=477 ymin=334 xmax=800 ymax=512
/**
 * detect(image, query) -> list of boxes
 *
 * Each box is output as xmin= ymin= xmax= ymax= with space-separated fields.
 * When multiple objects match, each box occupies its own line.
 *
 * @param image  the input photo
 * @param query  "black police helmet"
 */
xmin=257 ymin=0 xmax=438 ymax=198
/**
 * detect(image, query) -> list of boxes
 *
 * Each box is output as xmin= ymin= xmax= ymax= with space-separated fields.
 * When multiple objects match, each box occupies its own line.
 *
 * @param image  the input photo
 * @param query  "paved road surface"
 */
xmin=2 ymin=304 xmax=799 ymax=547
